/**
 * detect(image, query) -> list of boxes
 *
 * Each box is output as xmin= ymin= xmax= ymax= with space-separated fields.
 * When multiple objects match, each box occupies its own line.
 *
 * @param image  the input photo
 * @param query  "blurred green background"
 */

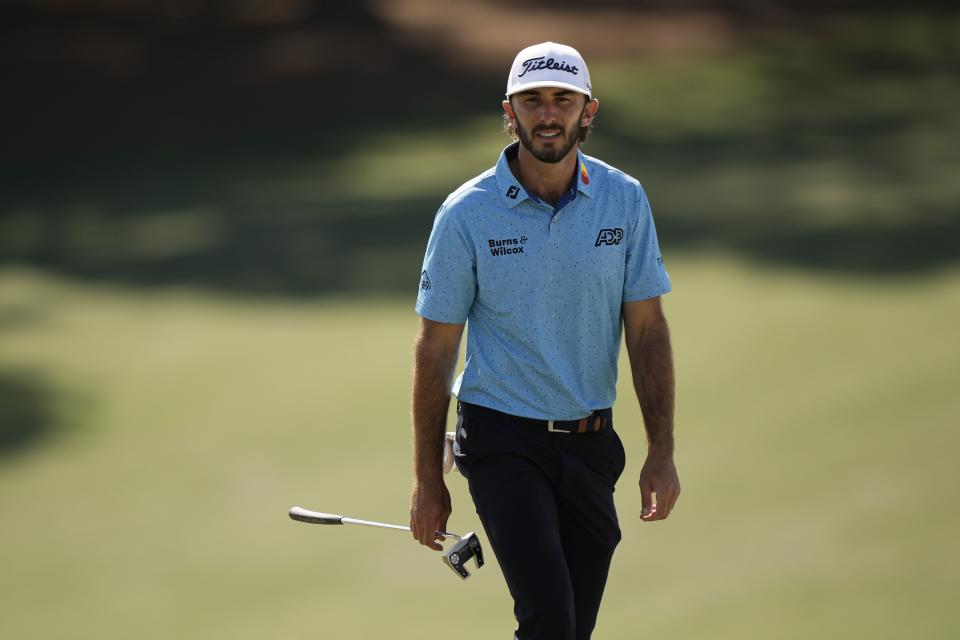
xmin=2 ymin=1 xmax=958 ymax=638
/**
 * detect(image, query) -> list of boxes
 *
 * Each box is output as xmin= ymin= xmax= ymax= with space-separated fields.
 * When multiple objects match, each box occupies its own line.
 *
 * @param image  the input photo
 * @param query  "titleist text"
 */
xmin=518 ymin=57 xmax=579 ymax=78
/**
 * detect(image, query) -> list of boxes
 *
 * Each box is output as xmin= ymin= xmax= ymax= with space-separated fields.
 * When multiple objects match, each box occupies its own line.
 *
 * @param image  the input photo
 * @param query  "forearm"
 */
xmin=411 ymin=333 xmax=459 ymax=481
xmin=626 ymin=317 xmax=675 ymax=455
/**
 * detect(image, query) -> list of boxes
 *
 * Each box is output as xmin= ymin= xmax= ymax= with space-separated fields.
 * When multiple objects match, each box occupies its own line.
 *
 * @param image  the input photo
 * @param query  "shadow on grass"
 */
xmin=591 ymin=14 xmax=960 ymax=276
xmin=0 ymin=369 xmax=64 ymax=458
xmin=1 ymin=8 xmax=958 ymax=294
xmin=655 ymin=212 xmax=959 ymax=275
xmin=0 ymin=197 xmax=437 ymax=295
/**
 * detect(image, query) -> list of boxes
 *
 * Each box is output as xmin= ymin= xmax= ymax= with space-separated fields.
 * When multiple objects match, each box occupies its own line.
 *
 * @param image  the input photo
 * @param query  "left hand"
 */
xmin=638 ymin=451 xmax=680 ymax=521
xmin=409 ymin=476 xmax=452 ymax=551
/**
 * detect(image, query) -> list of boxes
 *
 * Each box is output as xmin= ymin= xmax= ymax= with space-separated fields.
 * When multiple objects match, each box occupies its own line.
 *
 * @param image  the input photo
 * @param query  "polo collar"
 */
xmin=495 ymin=142 xmax=594 ymax=209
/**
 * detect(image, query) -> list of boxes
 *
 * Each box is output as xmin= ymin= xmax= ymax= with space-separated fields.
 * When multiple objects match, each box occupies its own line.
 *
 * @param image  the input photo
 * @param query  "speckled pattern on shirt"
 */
xmin=416 ymin=142 xmax=671 ymax=420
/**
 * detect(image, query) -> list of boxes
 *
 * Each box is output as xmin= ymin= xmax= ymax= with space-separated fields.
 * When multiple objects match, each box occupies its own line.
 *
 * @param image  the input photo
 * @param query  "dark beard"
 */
xmin=515 ymin=109 xmax=583 ymax=163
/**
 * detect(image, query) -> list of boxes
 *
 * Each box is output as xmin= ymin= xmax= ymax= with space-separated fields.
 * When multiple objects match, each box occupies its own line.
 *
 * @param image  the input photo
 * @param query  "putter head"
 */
xmin=442 ymin=532 xmax=484 ymax=580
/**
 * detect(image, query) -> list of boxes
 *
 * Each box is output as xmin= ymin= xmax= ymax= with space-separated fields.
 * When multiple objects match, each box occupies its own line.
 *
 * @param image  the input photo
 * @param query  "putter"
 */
xmin=289 ymin=506 xmax=484 ymax=580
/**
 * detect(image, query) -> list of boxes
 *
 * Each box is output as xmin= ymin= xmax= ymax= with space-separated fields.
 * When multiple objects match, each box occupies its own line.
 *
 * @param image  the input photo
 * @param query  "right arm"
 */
xmin=409 ymin=317 xmax=465 ymax=550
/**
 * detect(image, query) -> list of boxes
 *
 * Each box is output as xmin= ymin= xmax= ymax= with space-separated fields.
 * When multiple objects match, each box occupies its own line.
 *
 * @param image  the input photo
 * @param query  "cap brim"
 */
xmin=506 ymin=80 xmax=591 ymax=97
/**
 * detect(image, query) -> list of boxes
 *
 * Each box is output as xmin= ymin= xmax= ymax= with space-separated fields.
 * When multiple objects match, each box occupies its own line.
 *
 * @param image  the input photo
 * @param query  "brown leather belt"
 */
xmin=543 ymin=408 xmax=612 ymax=434
xmin=461 ymin=402 xmax=612 ymax=434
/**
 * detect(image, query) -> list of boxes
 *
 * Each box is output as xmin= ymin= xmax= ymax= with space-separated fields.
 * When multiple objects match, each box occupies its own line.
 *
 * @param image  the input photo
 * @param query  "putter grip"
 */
xmin=289 ymin=506 xmax=344 ymax=525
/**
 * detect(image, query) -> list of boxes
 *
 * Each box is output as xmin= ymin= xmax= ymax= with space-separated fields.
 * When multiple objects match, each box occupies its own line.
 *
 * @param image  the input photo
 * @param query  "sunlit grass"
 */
xmin=1 ymin=258 xmax=958 ymax=639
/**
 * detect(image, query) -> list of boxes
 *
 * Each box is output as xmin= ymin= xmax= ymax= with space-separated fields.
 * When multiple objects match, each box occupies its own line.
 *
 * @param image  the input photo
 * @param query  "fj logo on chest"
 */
xmin=488 ymin=236 xmax=528 ymax=256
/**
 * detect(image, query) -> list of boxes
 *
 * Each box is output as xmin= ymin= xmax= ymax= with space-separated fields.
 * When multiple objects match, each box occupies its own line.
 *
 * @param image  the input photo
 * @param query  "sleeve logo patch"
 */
xmin=594 ymin=228 xmax=624 ymax=247
xmin=420 ymin=270 xmax=432 ymax=291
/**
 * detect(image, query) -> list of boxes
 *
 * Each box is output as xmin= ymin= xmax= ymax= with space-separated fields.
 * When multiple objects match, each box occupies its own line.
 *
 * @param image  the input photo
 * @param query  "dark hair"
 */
xmin=502 ymin=94 xmax=595 ymax=145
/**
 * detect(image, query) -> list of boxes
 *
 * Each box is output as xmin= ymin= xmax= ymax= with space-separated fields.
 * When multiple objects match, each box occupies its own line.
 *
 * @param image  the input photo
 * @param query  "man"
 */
xmin=410 ymin=42 xmax=680 ymax=640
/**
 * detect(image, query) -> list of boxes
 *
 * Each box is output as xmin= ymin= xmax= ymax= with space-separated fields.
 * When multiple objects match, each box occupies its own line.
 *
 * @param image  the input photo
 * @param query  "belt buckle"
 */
xmin=546 ymin=420 xmax=570 ymax=434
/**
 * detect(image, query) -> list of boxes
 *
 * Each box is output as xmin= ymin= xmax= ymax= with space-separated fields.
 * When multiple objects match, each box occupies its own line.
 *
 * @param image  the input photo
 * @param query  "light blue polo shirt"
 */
xmin=416 ymin=142 xmax=671 ymax=420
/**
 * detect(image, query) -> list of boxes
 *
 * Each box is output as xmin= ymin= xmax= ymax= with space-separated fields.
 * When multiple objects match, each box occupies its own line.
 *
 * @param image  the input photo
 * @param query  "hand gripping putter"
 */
xmin=289 ymin=506 xmax=484 ymax=580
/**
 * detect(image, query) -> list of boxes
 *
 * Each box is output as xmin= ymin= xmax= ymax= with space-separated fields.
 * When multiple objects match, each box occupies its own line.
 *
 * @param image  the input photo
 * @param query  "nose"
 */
xmin=537 ymin=101 xmax=561 ymax=126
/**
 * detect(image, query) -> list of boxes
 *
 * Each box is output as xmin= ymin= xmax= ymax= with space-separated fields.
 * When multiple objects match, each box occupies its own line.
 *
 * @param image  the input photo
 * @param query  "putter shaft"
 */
xmin=289 ymin=507 xmax=459 ymax=538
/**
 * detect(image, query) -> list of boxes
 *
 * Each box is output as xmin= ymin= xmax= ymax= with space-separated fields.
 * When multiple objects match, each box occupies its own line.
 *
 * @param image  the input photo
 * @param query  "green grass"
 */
xmin=1 ymin=257 xmax=958 ymax=639
xmin=2 ymin=11 xmax=959 ymax=638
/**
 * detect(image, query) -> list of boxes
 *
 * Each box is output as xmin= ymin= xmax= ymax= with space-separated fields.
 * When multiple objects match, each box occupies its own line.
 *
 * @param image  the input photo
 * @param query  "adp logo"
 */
xmin=594 ymin=228 xmax=624 ymax=247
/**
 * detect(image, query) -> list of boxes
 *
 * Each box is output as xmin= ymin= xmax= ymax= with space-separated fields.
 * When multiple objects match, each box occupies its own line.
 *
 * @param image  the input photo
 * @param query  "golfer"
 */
xmin=410 ymin=42 xmax=680 ymax=640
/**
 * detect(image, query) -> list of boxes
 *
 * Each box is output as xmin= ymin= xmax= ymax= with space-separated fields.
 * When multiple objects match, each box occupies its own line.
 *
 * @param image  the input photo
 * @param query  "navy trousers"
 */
xmin=454 ymin=402 xmax=626 ymax=640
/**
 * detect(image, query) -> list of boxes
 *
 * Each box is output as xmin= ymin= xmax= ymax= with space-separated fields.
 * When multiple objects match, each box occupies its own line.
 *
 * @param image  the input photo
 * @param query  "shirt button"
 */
xmin=551 ymin=216 xmax=558 ymax=223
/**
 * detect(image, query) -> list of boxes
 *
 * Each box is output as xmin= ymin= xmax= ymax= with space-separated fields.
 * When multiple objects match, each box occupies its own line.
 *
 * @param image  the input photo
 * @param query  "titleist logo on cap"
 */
xmin=518 ymin=56 xmax=580 ymax=78
xmin=506 ymin=43 xmax=592 ymax=97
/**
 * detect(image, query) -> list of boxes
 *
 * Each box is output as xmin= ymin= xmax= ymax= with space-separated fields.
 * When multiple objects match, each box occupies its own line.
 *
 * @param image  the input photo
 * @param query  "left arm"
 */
xmin=623 ymin=296 xmax=680 ymax=521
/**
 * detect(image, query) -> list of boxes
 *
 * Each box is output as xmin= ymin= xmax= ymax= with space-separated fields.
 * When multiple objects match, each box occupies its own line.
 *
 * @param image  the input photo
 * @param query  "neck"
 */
xmin=510 ymin=143 xmax=579 ymax=207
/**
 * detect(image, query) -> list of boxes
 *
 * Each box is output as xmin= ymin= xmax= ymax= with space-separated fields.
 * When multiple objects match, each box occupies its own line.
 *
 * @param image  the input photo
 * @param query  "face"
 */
xmin=504 ymin=88 xmax=597 ymax=164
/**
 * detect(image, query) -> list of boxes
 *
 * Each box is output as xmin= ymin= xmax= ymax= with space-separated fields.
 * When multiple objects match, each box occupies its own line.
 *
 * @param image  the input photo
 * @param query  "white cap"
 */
xmin=506 ymin=42 xmax=592 ymax=98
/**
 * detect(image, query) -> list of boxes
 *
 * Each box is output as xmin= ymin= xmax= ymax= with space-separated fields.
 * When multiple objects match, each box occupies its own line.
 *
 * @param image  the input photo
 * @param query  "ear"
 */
xmin=581 ymin=98 xmax=599 ymax=127
xmin=502 ymin=99 xmax=516 ymax=124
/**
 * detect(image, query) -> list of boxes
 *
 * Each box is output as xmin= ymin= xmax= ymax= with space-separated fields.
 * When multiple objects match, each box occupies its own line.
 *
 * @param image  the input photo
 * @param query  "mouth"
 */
xmin=534 ymin=128 xmax=563 ymax=140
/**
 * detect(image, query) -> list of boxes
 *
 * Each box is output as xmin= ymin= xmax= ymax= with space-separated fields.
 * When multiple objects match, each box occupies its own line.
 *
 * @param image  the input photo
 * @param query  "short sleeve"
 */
xmin=623 ymin=189 xmax=672 ymax=301
xmin=415 ymin=205 xmax=477 ymax=323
